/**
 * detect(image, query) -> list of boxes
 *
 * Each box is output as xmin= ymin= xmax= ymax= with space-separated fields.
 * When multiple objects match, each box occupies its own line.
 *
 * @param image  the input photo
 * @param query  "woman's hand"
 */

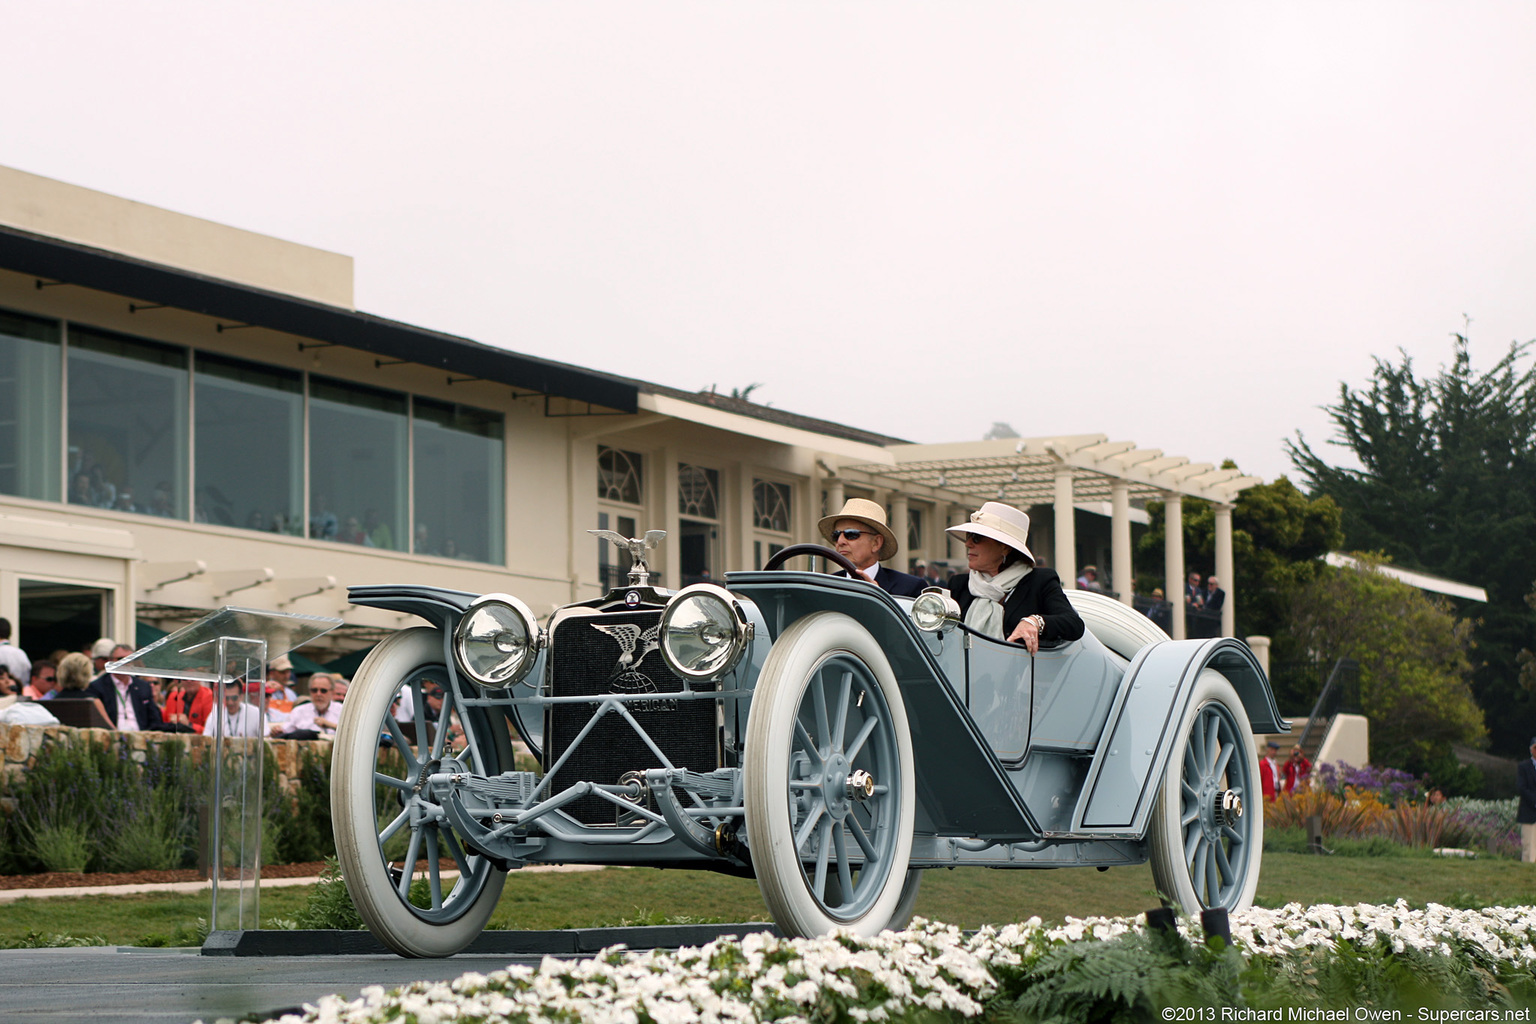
xmin=1006 ymin=618 xmax=1040 ymax=654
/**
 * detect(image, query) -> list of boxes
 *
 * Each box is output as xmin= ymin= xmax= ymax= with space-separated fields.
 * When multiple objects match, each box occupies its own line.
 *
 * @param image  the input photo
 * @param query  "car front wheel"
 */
xmin=743 ymin=611 xmax=915 ymax=937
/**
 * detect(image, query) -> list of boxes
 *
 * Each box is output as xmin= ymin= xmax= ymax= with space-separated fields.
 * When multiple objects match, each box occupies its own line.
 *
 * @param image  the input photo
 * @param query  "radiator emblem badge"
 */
xmin=592 ymin=622 xmax=663 ymax=693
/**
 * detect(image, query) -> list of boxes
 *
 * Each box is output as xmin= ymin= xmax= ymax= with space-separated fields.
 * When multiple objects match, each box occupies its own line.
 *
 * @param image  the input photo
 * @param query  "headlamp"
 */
xmin=910 ymin=587 xmax=962 ymax=633
xmin=659 ymin=583 xmax=752 ymax=681
xmin=453 ymin=593 xmax=544 ymax=687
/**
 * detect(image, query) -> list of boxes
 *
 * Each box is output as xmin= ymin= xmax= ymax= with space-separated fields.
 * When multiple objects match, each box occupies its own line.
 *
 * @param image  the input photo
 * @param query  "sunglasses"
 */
xmin=309 ymin=687 xmax=331 ymax=694
xmin=830 ymin=528 xmax=875 ymax=541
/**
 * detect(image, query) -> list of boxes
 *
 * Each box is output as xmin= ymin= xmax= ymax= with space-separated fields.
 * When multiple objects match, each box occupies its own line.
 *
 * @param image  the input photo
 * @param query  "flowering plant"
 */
xmin=215 ymin=903 xmax=1536 ymax=1024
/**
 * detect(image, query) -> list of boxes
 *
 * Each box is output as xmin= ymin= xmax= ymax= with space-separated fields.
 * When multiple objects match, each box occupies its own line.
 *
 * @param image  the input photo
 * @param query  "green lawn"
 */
xmin=4 ymin=851 xmax=1534 ymax=947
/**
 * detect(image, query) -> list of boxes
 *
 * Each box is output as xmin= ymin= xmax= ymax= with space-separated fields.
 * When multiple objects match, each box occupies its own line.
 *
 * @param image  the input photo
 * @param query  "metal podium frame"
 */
xmin=106 ymin=607 xmax=342 ymax=931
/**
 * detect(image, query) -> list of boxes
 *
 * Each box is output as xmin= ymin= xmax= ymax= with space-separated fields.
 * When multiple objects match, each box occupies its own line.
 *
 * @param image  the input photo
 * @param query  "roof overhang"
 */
xmin=1324 ymin=553 xmax=1488 ymax=602
xmin=0 ymin=224 xmax=638 ymax=413
xmin=844 ymin=435 xmax=1264 ymax=506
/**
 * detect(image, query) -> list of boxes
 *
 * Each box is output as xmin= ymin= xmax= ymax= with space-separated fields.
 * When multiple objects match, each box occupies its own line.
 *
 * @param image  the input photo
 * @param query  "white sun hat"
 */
xmin=945 ymin=501 xmax=1035 ymax=564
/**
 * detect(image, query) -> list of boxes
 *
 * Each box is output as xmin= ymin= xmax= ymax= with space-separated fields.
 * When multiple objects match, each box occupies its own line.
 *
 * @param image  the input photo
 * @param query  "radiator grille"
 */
xmin=545 ymin=610 xmax=718 ymax=825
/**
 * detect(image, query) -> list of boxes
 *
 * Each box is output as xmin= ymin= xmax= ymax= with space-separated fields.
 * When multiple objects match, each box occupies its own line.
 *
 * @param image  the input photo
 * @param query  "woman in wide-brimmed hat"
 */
xmin=945 ymin=501 xmax=1084 ymax=652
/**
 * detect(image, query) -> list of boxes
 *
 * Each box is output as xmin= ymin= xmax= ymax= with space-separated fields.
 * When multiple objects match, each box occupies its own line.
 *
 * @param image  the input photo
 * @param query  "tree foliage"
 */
xmin=1287 ymin=335 xmax=1536 ymax=754
xmin=1137 ymin=471 xmax=1343 ymax=644
xmin=1287 ymin=555 xmax=1485 ymax=769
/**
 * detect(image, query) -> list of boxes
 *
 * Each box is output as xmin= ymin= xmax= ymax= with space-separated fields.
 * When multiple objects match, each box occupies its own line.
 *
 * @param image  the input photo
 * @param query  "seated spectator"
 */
xmin=333 ymin=677 xmax=348 ymax=702
xmin=1144 ymin=587 xmax=1173 ymax=633
xmin=421 ymin=681 xmax=465 ymax=749
xmin=272 ymin=672 xmax=343 ymax=739
xmin=23 ymin=660 xmax=57 ymax=701
xmin=266 ymin=655 xmax=298 ymax=703
xmin=87 ymin=643 xmax=163 ymax=732
xmin=0 ymin=668 xmax=15 ymax=699
xmin=162 ymin=677 xmax=213 ymax=734
xmin=202 ymin=679 xmax=264 ymax=738
xmin=1076 ymin=565 xmax=1104 ymax=592
xmin=51 ymin=652 xmax=112 ymax=723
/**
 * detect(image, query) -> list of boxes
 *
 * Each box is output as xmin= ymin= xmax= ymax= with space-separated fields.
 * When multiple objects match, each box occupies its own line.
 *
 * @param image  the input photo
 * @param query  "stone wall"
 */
xmin=0 ymin=723 xmax=332 ymax=811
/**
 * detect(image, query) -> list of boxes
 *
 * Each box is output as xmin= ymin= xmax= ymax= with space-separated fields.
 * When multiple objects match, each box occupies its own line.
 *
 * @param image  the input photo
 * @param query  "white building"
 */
xmin=0 ymin=165 xmax=1256 ymax=665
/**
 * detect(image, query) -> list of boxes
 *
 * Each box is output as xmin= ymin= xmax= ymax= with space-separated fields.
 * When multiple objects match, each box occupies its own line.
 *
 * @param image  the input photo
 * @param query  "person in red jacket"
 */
xmin=1260 ymin=740 xmax=1280 ymax=801
xmin=1283 ymin=746 xmax=1312 ymax=793
xmin=162 ymin=677 xmax=213 ymax=734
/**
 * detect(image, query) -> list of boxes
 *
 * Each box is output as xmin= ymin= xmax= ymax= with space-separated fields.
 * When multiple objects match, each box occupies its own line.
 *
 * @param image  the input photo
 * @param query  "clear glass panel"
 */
xmin=0 ymin=307 xmax=61 ymax=501
xmin=752 ymin=479 xmax=791 ymax=532
xmin=678 ymin=464 xmax=718 ymax=519
xmin=598 ymin=446 xmax=643 ymax=504
xmin=412 ymin=397 xmax=503 ymax=563
xmin=107 ymin=605 xmax=341 ymax=681
xmin=194 ymin=353 xmax=303 ymax=534
xmin=308 ymin=376 xmax=407 ymax=550
xmin=68 ymin=326 xmax=188 ymax=517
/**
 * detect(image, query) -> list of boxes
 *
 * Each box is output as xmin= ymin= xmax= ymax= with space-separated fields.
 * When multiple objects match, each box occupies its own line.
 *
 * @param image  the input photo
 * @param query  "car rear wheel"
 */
xmin=332 ymin=627 xmax=510 ymax=957
xmin=744 ymin=611 xmax=915 ymax=937
xmin=1147 ymin=668 xmax=1262 ymax=915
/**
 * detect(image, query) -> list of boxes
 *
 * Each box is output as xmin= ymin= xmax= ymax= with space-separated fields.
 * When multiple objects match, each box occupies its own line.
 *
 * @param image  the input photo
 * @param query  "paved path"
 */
xmin=0 ymin=945 xmax=547 ymax=1023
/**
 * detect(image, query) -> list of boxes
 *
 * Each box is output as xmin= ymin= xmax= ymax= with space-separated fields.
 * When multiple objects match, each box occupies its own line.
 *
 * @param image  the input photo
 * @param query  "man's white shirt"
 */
xmin=201 ymin=701 xmax=264 ymax=738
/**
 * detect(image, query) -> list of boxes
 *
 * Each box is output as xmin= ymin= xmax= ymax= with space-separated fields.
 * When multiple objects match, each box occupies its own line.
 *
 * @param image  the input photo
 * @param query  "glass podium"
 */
xmin=107 ymin=607 xmax=342 ymax=931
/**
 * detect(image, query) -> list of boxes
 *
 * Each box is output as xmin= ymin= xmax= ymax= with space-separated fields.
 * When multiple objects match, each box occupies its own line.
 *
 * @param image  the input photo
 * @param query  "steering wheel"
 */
xmin=763 ymin=543 xmax=864 ymax=578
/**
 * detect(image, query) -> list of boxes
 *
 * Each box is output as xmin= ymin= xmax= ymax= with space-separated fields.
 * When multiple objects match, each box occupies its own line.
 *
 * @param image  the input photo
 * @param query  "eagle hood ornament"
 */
xmin=588 ymin=529 xmax=666 ymax=587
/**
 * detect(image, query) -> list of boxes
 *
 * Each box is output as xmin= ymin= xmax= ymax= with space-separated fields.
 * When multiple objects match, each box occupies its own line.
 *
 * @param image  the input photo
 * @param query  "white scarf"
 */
xmin=964 ymin=562 xmax=1033 ymax=639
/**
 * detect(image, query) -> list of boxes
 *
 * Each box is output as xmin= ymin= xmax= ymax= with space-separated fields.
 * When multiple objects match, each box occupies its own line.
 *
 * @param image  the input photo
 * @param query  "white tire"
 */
xmin=744 ymin=612 xmax=916 ymax=937
xmin=1147 ymin=668 xmax=1263 ymax=914
xmin=332 ymin=627 xmax=508 ymax=957
xmin=1066 ymin=588 xmax=1169 ymax=659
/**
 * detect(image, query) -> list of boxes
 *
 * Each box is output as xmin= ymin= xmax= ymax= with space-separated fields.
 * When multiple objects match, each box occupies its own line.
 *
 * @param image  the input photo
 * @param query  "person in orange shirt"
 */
xmin=162 ymin=677 xmax=214 ymax=734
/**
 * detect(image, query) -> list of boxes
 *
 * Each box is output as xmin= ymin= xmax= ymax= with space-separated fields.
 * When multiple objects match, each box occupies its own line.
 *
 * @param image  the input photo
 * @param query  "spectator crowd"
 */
xmin=0 ymin=617 xmax=414 ymax=742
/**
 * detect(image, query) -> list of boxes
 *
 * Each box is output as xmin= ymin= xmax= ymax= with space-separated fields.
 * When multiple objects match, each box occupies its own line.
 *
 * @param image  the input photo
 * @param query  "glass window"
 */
xmin=598 ymin=446 xmax=644 ymax=505
xmin=308 ymin=376 xmax=406 ymax=550
xmin=68 ymin=326 xmax=188 ymax=517
xmin=752 ymin=479 xmax=792 ymax=533
xmin=413 ymin=397 xmax=504 ymax=563
xmin=0 ymin=307 xmax=61 ymax=501
xmin=908 ymin=507 xmax=923 ymax=554
xmin=597 ymin=510 xmax=638 ymax=590
xmin=677 ymin=464 xmax=719 ymax=519
xmin=194 ymin=353 xmax=303 ymax=534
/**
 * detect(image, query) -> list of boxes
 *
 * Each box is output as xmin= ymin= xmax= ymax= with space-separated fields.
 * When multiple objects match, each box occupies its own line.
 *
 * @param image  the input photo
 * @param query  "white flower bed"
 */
xmin=232 ymin=904 xmax=1536 ymax=1024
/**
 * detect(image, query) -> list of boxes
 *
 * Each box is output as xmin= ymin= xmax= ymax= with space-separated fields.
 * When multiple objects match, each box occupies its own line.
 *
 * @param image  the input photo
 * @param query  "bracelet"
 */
xmin=1029 ymin=614 xmax=1045 ymax=636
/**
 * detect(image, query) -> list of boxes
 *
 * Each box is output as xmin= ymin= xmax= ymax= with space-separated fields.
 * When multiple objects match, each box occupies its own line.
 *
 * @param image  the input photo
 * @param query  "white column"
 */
xmin=827 ymin=478 xmax=845 ymax=516
xmin=1164 ymin=493 xmax=1185 ymax=640
xmin=661 ymin=453 xmax=681 ymax=587
xmin=1053 ymin=466 xmax=1076 ymax=584
xmin=1215 ymin=502 xmax=1235 ymax=638
xmin=1246 ymin=635 xmax=1271 ymax=677
xmin=1111 ymin=480 xmax=1132 ymax=606
xmin=889 ymin=493 xmax=910 ymax=570
xmin=947 ymin=503 xmax=964 ymax=561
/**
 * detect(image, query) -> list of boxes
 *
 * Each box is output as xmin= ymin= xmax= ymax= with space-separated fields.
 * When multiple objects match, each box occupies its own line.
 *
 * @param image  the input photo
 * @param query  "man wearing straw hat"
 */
xmin=817 ymin=498 xmax=927 ymax=597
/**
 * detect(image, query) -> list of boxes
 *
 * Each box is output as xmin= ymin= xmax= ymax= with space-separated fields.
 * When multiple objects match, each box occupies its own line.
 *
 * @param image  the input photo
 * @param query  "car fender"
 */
xmin=1073 ymin=637 xmax=1287 ymax=834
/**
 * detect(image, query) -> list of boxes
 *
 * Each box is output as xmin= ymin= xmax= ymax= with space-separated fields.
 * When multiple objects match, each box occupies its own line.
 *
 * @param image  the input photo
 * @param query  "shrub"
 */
xmin=100 ymin=785 xmax=189 ymax=872
xmin=270 ymin=744 xmax=335 ymax=864
xmin=295 ymin=857 xmax=363 ymax=930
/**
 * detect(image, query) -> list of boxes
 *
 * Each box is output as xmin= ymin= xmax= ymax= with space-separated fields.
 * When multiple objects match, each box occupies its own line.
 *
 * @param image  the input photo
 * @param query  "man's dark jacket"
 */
xmin=834 ymin=565 xmax=928 ymax=597
xmin=87 ymin=672 xmax=164 ymax=731
xmin=1518 ymin=757 xmax=1536 ymax=825
xmin=948 ymin=567 xmax=1085 ymax=643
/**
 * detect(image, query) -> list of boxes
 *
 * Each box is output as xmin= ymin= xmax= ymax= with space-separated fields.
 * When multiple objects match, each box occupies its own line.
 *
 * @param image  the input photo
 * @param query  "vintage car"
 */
xmin=332 ymin=534 xmax=1286 ymax=957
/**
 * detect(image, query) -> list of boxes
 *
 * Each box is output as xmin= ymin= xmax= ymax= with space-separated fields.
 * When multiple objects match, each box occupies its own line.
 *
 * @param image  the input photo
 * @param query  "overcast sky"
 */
xmin=5 ymin=2 xmax=1534 ymax=483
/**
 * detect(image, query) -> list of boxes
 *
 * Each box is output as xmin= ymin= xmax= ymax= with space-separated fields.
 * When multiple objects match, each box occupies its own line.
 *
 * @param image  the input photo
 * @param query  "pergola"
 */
xmin=833 ymin=434 xmax=1263 ymax=640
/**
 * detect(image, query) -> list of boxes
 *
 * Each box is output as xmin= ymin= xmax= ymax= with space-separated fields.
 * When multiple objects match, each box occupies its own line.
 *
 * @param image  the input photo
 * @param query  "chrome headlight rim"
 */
xmin=659 ymin=582 xmax=752 ymax=682
xmin=452 ymin=592 xmax=545 ymax=688
xmin=910 ymin=587 xmax=962 ymax=634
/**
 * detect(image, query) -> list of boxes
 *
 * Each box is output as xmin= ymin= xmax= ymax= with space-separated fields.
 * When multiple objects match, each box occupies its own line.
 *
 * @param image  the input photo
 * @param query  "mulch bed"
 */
xmin=0 ymin=861 xmax=329 ymax=890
